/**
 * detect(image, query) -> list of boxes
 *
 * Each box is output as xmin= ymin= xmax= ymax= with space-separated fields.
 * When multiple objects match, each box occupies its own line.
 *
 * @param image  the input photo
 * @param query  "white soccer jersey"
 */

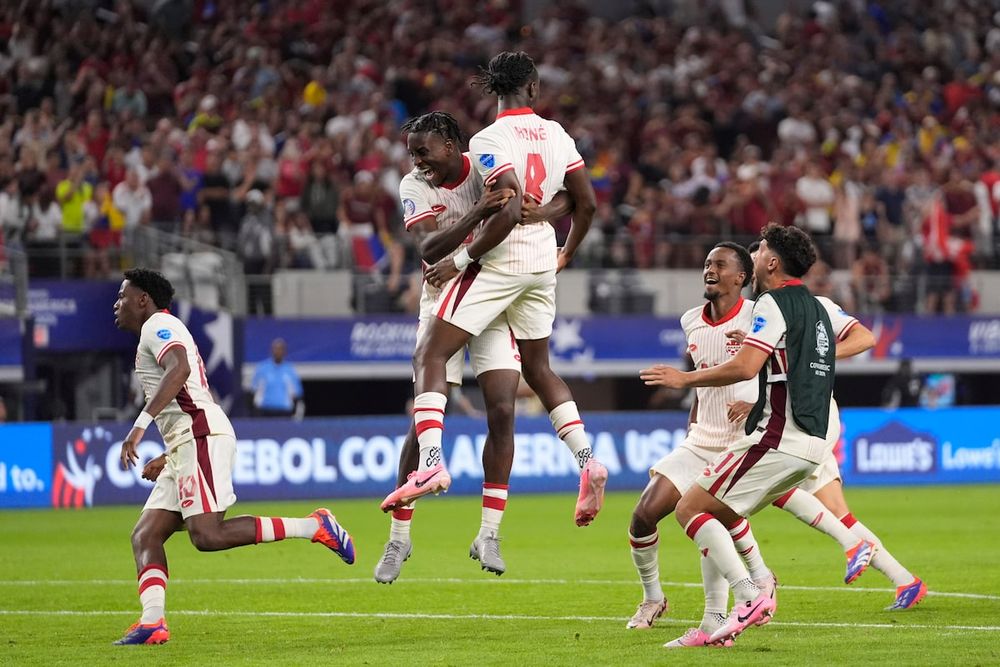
xmin=135 ymin=311 xmax=234 ymax=446
xmin=816 ymin=296 xmax=860 ymax=341
xmin=469 ymin=107 xmax=585 ymax=274
xmin=741 ymin=283 xmax=835 ymax=463
xmin=399 ymin=153 xmax=484 ymax=317
xmin=681 ymin=297 xmax=759 ymax=451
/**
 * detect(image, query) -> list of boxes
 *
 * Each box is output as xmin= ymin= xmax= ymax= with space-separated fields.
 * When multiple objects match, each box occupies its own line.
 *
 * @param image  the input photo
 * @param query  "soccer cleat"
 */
xmin=664 ymin=627 xmax=733 ymax=648
xmin=380 ymin=463 xmax=452 ymax=512
xmin=751 ymin=571 xmax=778 ymax=626
xmin=707 ymin=592 xmax=775 ymax=645
xmin=469 ymin=534 xmax=506 ymax=575
xmin=310 ymin=508 xmax=356 ymax=565
xmin=574 ymin=458 xmax=608 ymax=526
xmin=887 ymin=578 xmax=927 ymax=610
xmin=844 ymin=539 xmax=877 ymax=585
xmin=626 ymin=598 xmax=669 ymax=629
xmin=374 ymin=540 xmax=412 ymax=584
xmin=113 ymin=618 xmax=169 ymax=645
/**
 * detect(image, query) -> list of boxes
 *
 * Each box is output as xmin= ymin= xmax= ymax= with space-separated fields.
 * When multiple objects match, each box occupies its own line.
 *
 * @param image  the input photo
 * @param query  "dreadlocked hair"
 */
xmin=474 ymin=51 xmax=537 ymax=97
xmin=400 ymin=111 xmax=463 ymax=147
xmin=124 ymin=267 xmax=175 ymax=309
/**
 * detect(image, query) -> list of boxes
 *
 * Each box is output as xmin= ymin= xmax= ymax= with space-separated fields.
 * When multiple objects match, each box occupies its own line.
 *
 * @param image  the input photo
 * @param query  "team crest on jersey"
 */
xmin=687 ymin=343 xmax=697 ymax=353
xmin=402 ymin=198 xmax=416 ymax=217
xmin=815 ymin=321 xmax=830 ymax=357
xmin=752 ymin=315 xmax=767 ymax=333
xmin=726 ymin=338 xmax=741 ymax=356
xmin=478 ymin=154 xmax=495 ymax=169
xmin=156 ymin=329 xmax=172 ymax=340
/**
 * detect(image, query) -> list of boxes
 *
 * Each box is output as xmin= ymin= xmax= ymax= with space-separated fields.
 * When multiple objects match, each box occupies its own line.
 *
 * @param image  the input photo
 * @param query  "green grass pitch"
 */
xmin=1 ymin=485 xmax=998 ymax=665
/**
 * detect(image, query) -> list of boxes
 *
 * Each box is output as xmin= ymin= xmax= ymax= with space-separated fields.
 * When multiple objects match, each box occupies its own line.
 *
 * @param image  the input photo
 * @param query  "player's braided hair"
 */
xmin=474 ymin=51 xmax=537 ymax=97
xmin=713 ymin=241 xmax=754 ymax=287
xmin=124 ymin=268 xmax=175 ymax=309
xmin=400 ymin=111 xmax=463 ymax=147
xmin=759 ymin=223 xmax=818 ymax=278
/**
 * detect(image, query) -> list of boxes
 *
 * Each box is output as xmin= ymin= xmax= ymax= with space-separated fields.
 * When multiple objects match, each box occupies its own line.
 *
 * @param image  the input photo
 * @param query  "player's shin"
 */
xmin=138 ymin=564 xmax=167 ymax=624
xmin=414 ymin=392 xmax=448 ymax=471
xmin=842 ymin=514 xmax=914 ymax=586
xmin=684 ymin=513 xmax=758 ymax=602
xmin=629 ymin=531 xmax=664 ymax=602
xmin=727 ymin=518 xmax=771 ymax=581
xmin=774 ymin=489 xmax=858 ymax=550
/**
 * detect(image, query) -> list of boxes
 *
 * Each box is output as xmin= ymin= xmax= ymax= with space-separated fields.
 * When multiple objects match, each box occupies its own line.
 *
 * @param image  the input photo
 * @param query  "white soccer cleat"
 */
xmin=626 ymin=598 xmax=669 ymax=629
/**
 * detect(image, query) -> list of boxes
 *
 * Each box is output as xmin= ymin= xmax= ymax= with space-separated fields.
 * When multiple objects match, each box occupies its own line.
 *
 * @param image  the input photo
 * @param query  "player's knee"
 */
xmin=485 ymin=400 xmax=515 ymax=433
xmin=629 ymin=505 xmax=659 ymax=537
xmin=187 ymin=526 xmax=220 ymax=552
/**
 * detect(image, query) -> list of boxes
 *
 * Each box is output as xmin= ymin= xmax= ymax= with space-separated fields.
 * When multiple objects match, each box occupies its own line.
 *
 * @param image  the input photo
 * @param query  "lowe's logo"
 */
xmin=853 ymin=422 xmax=936 ymax=474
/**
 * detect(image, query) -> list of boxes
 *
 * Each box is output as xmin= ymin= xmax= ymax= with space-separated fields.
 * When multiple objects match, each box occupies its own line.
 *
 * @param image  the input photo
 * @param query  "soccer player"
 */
xmin=112 ymin=268 xmax=354 ymax=645
xmin=740 ymin=241 xmax=927 ymax=610
xmin=397 ymin=51 xmax=608 ymax=527
xmin=641 ymin=224 xmax=838 ymax=645
xmin=376 ymin=111 xmax=524 ymax=581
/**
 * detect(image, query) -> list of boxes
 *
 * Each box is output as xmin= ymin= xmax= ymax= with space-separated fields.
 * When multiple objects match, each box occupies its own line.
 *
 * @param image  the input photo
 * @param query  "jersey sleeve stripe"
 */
xmin=484 ymin=163 xmax=514 ymax=184
xmin=155 ymin=340 xmax=187 ymax=364
xmin=404 ymin=211 xmax=437 ymax=229
xmin=566 ymin=159 xmax=585 ymax=173
xmin=743 ymin=338 xmax=773 ymax=354
xmin=837 ymin=319 xmax=859 ymax=341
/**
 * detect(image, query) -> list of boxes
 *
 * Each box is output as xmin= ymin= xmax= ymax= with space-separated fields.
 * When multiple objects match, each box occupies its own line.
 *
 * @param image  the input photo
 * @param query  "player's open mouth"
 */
xmin=704 ymin=277 xmax=719 ymax=285
xmin=422 ymin=168 xmax=436 ymax=180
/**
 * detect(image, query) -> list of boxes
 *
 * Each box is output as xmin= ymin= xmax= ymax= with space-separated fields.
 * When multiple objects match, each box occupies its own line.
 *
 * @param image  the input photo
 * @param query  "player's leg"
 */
xmin=375 ymin=419 xmax=420 ymax=583
xmin=625 ymin=473 xmax=679 ymax=629
xmin=114 ymin=507 xmax=182 ymax=645
xmin=180 ymin=435 xmax=354 ymax=562
xmin=470 ymin=367 xmax=519 ymax=575
xmin=813 ymin=479 xmax=926 ymax=609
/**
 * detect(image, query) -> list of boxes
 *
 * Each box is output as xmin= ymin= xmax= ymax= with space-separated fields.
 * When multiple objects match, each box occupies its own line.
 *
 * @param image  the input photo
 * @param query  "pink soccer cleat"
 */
xmin=751 ymin=571 xmax=778 ymax=626
xmin=708 ymin=592 xmax=775 ymax=645
xmin=379 ymin=463 xmax=452 ymax=512
xmin=574 ymin=458 xmax=608 ymax=526
xmin=664 ymin=628 xmax=733 ymax=648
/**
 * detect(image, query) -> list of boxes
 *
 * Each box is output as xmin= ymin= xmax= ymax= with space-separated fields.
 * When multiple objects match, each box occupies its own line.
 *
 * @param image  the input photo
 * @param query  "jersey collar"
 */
xmin=780 ymin=279 xmax=804 ymax=287
xmin=701 ymin=296 xmax=745 ymax=326
xmin=440 ymin=154 xmax=471 ymax=190
xmin=497 ymin=107 xmax=535 ymax=119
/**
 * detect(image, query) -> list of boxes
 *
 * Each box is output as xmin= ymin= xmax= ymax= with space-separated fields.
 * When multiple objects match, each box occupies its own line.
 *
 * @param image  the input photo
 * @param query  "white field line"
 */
xmin=0 ymin=608 xmax=997 ymax=632
xmin=0 ymin=577 xmax=996 ymax=601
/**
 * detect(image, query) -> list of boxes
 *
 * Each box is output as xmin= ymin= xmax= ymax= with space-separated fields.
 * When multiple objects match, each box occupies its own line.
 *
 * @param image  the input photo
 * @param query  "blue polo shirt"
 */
xmin=252 ymin=359 xmax=303 ymax=411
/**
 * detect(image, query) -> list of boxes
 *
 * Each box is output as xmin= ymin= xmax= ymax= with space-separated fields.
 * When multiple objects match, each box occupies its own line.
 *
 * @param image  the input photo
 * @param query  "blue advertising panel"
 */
xmin=840 ymin=407 xmax=1000 ymax=486
xmin=27 ymin=280 xmax=134 ymax=351
xmin=0 ymin=424 xmax=53 ymax=508
xmin=0 ymin=318 xmax=21 ymax=366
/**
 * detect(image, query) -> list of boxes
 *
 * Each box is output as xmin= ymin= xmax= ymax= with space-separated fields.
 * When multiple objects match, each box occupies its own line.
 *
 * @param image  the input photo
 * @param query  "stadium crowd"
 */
xmin=0 ymin=0 xmax=998 ymax=314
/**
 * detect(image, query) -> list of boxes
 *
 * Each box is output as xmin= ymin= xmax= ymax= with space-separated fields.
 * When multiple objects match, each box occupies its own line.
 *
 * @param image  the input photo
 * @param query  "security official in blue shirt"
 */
xmin=252 ymin=338 xmax=304 ymax=418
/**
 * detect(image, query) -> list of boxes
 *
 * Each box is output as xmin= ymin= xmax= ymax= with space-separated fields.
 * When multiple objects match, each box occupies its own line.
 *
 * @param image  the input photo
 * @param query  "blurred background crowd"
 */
xmin=1 ymin=0 xmax=999 ymax=316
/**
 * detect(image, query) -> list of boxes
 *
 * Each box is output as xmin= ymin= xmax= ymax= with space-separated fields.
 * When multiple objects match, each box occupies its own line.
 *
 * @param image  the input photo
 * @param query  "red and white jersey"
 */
xmin=399 ymin=153 xmax=484 ymax=318
xmin=469 ymin=107 xmax=585 ymax=274
xmin=681 ymin=297 xmax=758 ymax=451
xmin=135 ymin=311 xmax=234 ymax=446
xmin=815 ymin=296 xmax=860 ymax=341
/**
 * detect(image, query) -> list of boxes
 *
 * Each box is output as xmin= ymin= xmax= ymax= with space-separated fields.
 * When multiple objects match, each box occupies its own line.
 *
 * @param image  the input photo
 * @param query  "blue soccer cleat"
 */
xmin=310 ymin=508 xmax=356 ymax=565
xmin=113 ymin=618 xmax=169 ymax=645
xmin=887 ymin=578 xmax=927 ymax=610
xmin=844 ymin=540 xmax=876 ymax=585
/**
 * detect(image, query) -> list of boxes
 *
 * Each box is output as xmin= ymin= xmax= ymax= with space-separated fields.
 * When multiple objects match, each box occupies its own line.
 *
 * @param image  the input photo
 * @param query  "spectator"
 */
xmin=0 ymin=178 xmax=30 ymax=253
xmin=795 ymin=161 xmax=835 ymax=249
xmin=146 ymin=153 xmax=183 ymax=233
xmin=112 ymin=168 xmax=152 ymax=246
xmin=251 ymin=338 xmax=304 ymax=419
xmin=851 ymin=243 xmax=892 ymax=313
xmin=55 ymin=161 xmax=93 ymax=263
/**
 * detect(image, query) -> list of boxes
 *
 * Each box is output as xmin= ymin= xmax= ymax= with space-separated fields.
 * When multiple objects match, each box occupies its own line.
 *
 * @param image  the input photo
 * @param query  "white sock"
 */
xmin=629 ymin=531 xmax=664 ymax=602
xmin=549 ymin=401 xmax=592 ymax=471
xmin=254 ymin=516 xmax=317 ymax=542
xmin=414 ymin=392 xmax=448 ymax=471
xmin=479 ymin=483 xmax=508 ymax=539
xmin=684 ymin=513 xmax=759 ymax=603
xmin=727 ymin=518 xmax=771 ymax=582
xmin=774 ymin=488 xmax=859 ymax=551
xmin=138 ymin=565 xmax=167 ymax=624
xmin=698 ymin=553 xmax=730 ymax=634
xmin=390 ymin=506 xmax=414 ymax=543
xmin=842 ymin=514 xmax=914 ymax=586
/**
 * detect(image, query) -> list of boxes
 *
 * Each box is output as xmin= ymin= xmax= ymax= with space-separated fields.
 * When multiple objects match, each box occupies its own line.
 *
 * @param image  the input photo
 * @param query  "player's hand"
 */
xmin=727 ymin=400 xmax=754 ymax=423
xmin=639 ymin=364 xmax=689 ymax=389
xmin=120 ymin=427 xmax=145 ymax=469
xmin=425 ymin=256 xmax=460 ymax=288
xmin=725 ymin=329 xmax=747 ymax=345
xmin=520 ymin=195 xmax=548 ymax=225
xmin=556 ymin=248 xmax=572 ymax=273
xmin=474 ymin=184 xmax=515 ymax=218
xmin=141 ymin=454 xmax=167 ymax=481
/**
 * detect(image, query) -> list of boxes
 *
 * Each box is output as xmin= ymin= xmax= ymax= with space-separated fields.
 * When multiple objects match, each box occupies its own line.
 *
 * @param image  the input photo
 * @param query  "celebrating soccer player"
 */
xmin=111 ymin=269 xmax=355 ymax=645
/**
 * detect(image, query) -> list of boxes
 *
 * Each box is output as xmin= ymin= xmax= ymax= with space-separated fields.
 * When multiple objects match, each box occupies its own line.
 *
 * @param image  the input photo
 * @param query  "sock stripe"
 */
xmin=840 ymin=512 xmax=857 ymax=528
xmin=138 ymin=577 xmax=166 ymax=594
xmin=415 ymin=420 xmax=443 ymax=436
xmin=392 ymin=508 xmax=414 ymax=521
xmin=414 ymin=407 xmax=445 ymax=415
xmin=729 ymin=520 xmax=751 ymax=541
xmin=483 ymin=488 xmax=509 ymax=500
xmin=483 ymin=496 xmax=507 ymax=511
xmin=556 ymin=420 xmax=584 ymax=438
xmin=483 ymin=482 xmax=509 ymax=490
xmin=254 ymin=516 xmax=263 ymax=544
xmin=271 ymin=518 xmax=286 ymax=541
xmin=684 ymin=512 xmax=714 ymax=540
xmin=809 ymin=512 xmax=824 ymax=528
xmin=629 ymin=534 xmax=658 ymax=549
xmin=138 ymin=564 xmax=168 ymax=579
xmin=772 ymin=489 xmax=795 ymax=508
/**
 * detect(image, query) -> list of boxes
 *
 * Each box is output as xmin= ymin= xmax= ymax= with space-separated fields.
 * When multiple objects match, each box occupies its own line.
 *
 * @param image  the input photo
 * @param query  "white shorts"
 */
xmin=143 ymin=434 xmax=238 ymax=520
xmin=798 ymin=453 xmax=842 ymax=494
xmin=649 ymin=443 xmax=721 ymax=495
xmin=434 ymin=264 xmax=556 ymax=340
xmin=416 ymin=314 xmax=521 ymax=384
xmin=697 ymin=432 xmax=819 ymax=517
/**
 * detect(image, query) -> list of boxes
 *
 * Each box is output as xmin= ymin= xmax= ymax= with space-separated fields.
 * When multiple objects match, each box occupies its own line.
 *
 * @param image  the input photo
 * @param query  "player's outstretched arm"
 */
xmin=558 ymin=167 xmax=597 ymax=268
xmin=640 ymin=345 xmax=768 ymax=389
xmin=836 ymin=322 xmax=875 ymax=359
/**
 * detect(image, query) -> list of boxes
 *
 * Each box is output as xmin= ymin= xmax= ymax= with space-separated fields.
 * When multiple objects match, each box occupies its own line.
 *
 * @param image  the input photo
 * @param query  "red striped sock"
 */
xmin=390 ymin=506 xmax=414 ymax=542
xmin=138 ymin=564 xmax=167 ymax=623
xmin=549 ymin=401 xmax=591 ymax=470
xmin=414 ymin=392 xmax=448 ymax=471
xmin=480 ymin=483 xmax=508 ymax=537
